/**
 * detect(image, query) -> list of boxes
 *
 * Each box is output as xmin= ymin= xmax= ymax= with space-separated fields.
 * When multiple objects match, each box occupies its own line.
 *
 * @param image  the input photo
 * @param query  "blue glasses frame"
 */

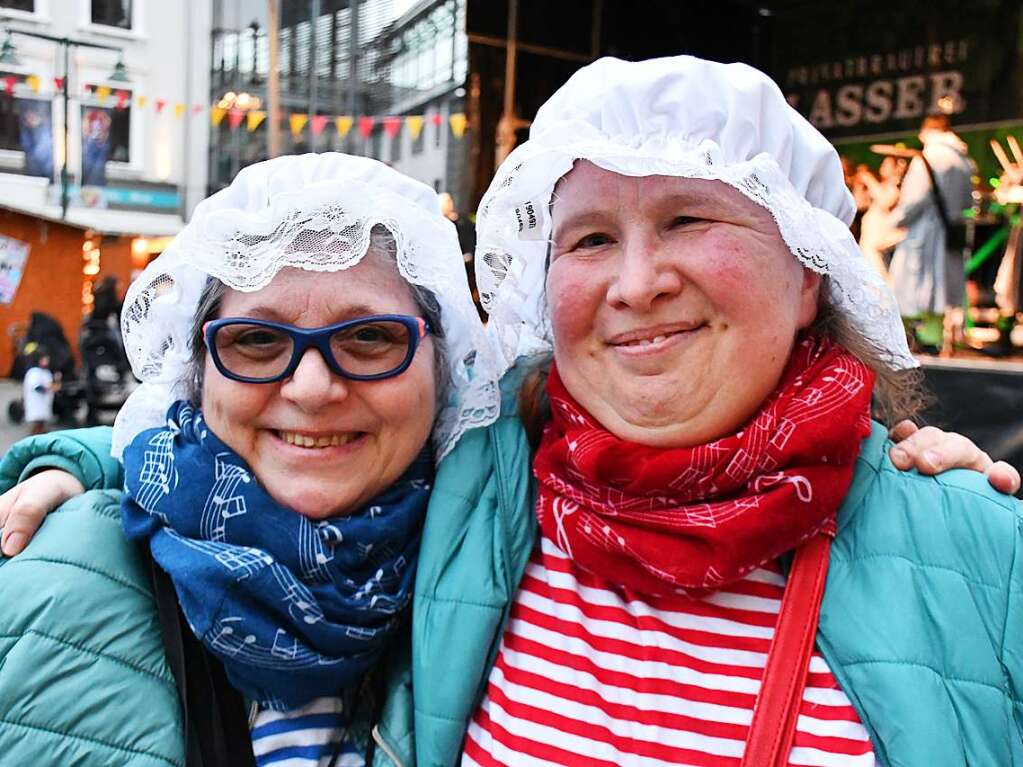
xmin=204 ymin=314 xmax=432 ymax=384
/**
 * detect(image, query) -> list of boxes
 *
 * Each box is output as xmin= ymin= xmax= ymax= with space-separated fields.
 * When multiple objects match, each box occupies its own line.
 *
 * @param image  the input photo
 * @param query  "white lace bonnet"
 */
xmin=475 ymin=55 xmax=916 ymax=375
xmin=113 ymin=152 xmax=499 ymax=460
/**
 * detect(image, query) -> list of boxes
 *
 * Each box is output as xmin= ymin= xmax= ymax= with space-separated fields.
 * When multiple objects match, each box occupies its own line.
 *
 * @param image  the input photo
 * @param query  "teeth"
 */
xmin=279 ymin=431 xmax=354 ymax=448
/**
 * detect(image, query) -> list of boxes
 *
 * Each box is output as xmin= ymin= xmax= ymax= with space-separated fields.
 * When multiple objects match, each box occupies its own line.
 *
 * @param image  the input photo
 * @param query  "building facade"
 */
xmin=0 ymin=0 xmax=211 ymax=231
xmin=209 ymin=0 xmax=469 ymax=203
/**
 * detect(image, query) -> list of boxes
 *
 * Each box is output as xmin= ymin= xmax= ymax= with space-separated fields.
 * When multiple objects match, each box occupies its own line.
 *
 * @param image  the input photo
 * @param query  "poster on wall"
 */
xmin=16 ymin=100 xmax=53 ymax=179
xmin=81 ymin=108 xmax=112 ymax=186
xmin=0 ymin=236 xmax=30 ymax=305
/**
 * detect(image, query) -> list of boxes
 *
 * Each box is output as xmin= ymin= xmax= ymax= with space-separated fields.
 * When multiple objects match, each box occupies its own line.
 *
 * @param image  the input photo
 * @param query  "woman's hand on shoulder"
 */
xmin=0 ymin=469 xmax=85 ymax=556
xmin=889 ymin=421 xmax=1021 ymax=495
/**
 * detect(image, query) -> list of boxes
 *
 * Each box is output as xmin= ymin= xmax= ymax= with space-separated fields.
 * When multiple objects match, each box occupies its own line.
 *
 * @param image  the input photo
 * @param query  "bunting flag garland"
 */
xmin=449 ymin=112 xmax=468 ymax=138
xmin=335 ymin=116 xmax=354 ymax=138
xmin=289 ymin=113 xmax=308 ymax=138
xmin=247 ymin=110 xmax=266 ymax=132
xmin=406 ymin=115 xmax=425 ymax=140
xmin=383 ymin=116 xmax=401 ymax=138
xmin=358 ymin=115 xmax=375 ymax=139
xmin=0 ymin=68 xmax=474 ymax=143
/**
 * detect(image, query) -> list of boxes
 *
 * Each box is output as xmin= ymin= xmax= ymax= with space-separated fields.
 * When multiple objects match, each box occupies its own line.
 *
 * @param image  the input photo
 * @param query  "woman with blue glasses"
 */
xmin=0 ymin=152 xmax=499 ymax=766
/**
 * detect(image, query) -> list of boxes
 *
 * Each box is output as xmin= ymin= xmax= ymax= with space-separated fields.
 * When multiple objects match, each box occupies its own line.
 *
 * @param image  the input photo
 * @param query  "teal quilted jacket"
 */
xmin=2 ymin=412 xmax=1022 ymax=766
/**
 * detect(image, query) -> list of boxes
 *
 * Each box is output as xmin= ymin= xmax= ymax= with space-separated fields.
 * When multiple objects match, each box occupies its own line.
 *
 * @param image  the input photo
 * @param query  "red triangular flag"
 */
xmin=429 ymin=113 xmax=443 ymax=126
xmin=3 ymin=76 xmax=16 ymax=96
xmin=310 ymin=115 xmax=328 ymax=136
xmin=227 ymin=109 xmax=245 ymax=130
xmin=155 ymin=98 xmax=167 ymax=114
xmin=357 ymin=116 xmax=375 ymax=138
xmin=115 ymin=90 xmax=129 ymax=110
xmin=191 ymin=104 xmax=203 ymax=116
xmin=53 ymin=76 xmax=65 ymax=90
xmin=383 ymin=116 xmax=401 ymax=138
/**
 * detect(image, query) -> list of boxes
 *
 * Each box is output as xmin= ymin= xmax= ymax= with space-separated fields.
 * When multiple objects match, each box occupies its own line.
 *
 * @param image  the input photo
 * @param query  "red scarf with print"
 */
xmin=533 ymin=335 xmax=875 ymax=596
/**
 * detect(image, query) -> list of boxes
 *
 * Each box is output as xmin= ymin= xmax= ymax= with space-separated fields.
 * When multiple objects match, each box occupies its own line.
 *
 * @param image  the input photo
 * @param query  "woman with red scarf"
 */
xmin=409 ymin=56 xmax=1023 ymax=767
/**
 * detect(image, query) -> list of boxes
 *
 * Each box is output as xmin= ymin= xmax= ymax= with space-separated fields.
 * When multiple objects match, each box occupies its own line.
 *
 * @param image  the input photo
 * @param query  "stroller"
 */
xmin=7 ymin=312 xmax=85 ymax=425
xmin=78 ymin=313 xmax=132 ymax=425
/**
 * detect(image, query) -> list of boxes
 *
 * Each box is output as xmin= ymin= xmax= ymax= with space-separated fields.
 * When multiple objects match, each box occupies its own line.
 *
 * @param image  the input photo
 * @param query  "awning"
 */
xmin=0 ymin=198 xmax=184 ymax=237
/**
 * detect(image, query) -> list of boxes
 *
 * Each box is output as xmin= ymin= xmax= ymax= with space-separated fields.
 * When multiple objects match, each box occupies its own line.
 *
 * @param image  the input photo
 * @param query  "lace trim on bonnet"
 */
xmin=113 ymin=157 xmax=500 ymax=460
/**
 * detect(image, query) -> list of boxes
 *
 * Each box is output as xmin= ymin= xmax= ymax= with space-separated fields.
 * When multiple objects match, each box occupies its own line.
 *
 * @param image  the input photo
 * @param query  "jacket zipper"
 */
xmin=371 ymin=724 xmax=405 ymax=767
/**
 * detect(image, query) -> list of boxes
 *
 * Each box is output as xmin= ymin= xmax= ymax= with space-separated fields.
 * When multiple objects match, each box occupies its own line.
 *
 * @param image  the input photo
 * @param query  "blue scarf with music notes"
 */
xmin=121 ymin=401 xmax=431 ymax=710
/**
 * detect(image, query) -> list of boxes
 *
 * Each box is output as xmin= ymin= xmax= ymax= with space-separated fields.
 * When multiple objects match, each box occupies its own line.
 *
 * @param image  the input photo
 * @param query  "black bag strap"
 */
xmin=918 ymin=152 xmax=955 ymax=232
xmin=146 ymin=550 xmax=257 ymax=767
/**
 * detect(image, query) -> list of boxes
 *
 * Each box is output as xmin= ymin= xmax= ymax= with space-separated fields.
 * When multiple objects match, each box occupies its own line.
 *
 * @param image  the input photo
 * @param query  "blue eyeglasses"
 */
xmin=204 ymin=314 xmax=432 ymax=384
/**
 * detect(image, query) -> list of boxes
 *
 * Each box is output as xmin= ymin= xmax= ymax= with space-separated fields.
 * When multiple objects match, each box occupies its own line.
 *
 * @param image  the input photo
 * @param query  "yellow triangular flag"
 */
xmin=136 ymin=94 xmax=147 ymax=108
xmin=173 ymin=103 xmax=186 ymax=118
xmin=406 ymin=115 xmax=425 ymax=140
xmin=96 ymin=85 xmax=111 ymax=103
xmin=25 ymin=75 xmax=39 ymax=93
xmin=335 ymin=115 xmax=354 ymax=138
xmin=289 ymin=113 xmax=309 ymax=138
xmin=449 ymin=112 xmax=468 ymax=138
xmin=211 ymin=106 xmax=227 ymax=127
xmin=247 ymin=110 xmax=266 ymax=132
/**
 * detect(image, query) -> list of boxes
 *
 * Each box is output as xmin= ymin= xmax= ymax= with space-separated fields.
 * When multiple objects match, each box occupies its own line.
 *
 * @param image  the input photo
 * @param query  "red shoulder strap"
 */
xmin=741 ymin=534 xmax=832 ymax=767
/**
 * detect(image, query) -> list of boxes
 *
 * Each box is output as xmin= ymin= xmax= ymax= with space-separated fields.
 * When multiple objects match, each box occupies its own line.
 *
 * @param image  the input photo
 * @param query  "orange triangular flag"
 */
xmin=211 ymin=106 xmax=227 ymax=127
xmin=136 ymin=94 xmax=147 ymax=108
xmin=95 ymin=85 xmax=111 ymax=104
xmin=449 ymin=112 xmax=468 ymax=138
xmin=289 ymin=113 xmax=309 ymax=138
xmin=173 ymin=103 xmax=186 ymax=118
xmin=247 ymin=111 xmax=266 ymax=132
xmin=25 ymin=75 xmax=39 ymax=93
xmin=335 ymin=116 xmax=354 ymax=138
xmin=405 ymin=115 xmax=425 ymax=140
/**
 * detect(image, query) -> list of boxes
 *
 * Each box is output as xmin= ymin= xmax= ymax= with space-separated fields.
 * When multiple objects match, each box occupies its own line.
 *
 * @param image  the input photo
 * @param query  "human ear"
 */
xmin=796 ymin=268 xmax=822 ymax=329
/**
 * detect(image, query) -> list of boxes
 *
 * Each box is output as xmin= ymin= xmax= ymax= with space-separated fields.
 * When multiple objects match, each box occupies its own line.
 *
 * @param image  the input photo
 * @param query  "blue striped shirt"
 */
xmin=250 ymin=697 xmax=365 ymax=767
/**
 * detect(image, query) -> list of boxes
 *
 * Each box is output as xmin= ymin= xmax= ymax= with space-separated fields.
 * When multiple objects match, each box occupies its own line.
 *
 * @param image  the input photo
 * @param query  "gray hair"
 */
xmin=183 ymin=224 xmax=448 ymax=408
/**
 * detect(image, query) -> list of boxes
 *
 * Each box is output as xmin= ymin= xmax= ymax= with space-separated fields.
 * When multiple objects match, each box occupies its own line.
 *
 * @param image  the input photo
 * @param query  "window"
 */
xmin=91 ymin=0 xmax=131 ymax=29
xmin=391 ymin=129 xmax=402 ymax=163
xmin=411 ymin=123 xmax=425 ymax=156
xmin=0 ymin=80 xmax=54 ymax=179
xmin=0 ymin=1 xmax=35 ymax=11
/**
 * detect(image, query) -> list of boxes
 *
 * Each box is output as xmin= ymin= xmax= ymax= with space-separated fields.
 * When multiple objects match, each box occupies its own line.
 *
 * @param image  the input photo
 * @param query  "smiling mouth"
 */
xmin=609 ymin=322 xmax=708 ymax=348
xmin=275 ymin=430 xmax=363 ymax=449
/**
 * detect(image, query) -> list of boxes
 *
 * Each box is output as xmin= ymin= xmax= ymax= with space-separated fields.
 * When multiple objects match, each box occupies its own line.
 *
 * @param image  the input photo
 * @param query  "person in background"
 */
xmin=22 ymin=346 xmax=59 ymax=435
xmin=857 ymin=155 xmax=909 ymax=281
xmin=889 ymin=114 xmax=976 ymax=352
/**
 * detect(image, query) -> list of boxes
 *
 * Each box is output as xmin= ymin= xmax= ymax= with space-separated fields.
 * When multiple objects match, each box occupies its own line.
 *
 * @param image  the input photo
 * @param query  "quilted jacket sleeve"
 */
xmin=0 ymin=426 xmax=121 ymax=493
xmin=0 ymin=489 xmax=183 ymax=766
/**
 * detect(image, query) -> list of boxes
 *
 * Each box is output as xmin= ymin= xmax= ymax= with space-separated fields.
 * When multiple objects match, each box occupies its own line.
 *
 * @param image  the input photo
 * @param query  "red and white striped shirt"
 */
xmin=463 ymin=536 xmax=876 ymax=767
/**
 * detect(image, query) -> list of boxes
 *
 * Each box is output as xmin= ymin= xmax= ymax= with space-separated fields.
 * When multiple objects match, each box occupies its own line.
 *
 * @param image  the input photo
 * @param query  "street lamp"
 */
xmin=1 ymin=28 xmax=130 ymax=218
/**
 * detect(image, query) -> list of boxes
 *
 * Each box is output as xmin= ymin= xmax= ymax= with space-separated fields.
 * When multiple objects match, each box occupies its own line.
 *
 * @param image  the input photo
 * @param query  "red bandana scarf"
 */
xmin=533 ymin=335 xmax=875 ymax=596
